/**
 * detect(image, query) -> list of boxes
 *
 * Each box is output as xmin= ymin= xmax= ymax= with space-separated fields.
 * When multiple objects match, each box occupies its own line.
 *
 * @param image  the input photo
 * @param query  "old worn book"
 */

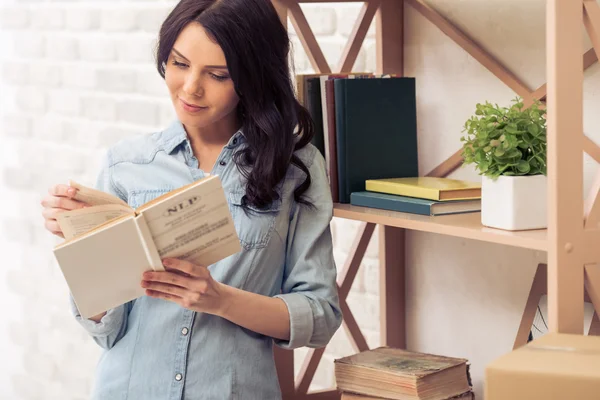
xmin=335 ymin=347 xmax=472 ymax=400
xmin=53 ymin=175 xmax=241 ymax=319
xmin=340 ymin=391 xmax=474 ymax=400
xmin=340 ymin=390 xmax=474 ymax=400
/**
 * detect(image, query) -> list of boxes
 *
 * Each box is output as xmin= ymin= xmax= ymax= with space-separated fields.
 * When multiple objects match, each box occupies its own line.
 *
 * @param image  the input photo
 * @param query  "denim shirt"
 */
xmin=68 ymin=120 xmax=342 ymax=400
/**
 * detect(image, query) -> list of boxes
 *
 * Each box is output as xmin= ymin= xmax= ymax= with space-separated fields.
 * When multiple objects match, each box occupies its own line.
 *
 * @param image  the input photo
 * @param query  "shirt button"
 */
xmin=219 ymin=161 xmax=226 ymax=166
xmin=181 ymin=327 xmax=189 ymax=335
xmin=175 ymin=373 xmax=183 ymax=381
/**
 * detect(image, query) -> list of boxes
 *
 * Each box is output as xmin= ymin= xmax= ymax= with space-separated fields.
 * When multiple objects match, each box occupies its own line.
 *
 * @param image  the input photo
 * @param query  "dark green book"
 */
xmin=334 ymin=77 xmax=418 ymax=203
xmin=305 ymin=77 xmax=325 ymax=157
xmin=350 ymin=191 xmax=481 ymax=216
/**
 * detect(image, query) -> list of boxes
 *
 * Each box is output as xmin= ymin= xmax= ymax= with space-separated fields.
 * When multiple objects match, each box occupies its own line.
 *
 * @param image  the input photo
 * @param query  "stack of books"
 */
xmin=296 ymin=72 xmax=418 ymax=204
xmin=334 ymin=347 xmax=474 ymax=400
xmin=296 ymin=73 xmax=482 ymax=217
xmin=350 ymin=177 xmax=482 ymax=216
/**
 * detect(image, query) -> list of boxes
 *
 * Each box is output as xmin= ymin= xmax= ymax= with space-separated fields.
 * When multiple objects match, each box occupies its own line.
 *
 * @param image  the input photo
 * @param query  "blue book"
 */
xmin=350 ymin=191 xmax=481 ymax=216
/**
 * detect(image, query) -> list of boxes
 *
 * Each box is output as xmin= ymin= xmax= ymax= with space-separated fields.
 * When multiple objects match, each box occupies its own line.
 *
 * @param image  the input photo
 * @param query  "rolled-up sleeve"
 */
xmin=67 ymin=149 xmax=133 ymax=350
xmin=69 ymin=297 xmax=130 ymax=349
xmin=274 ymin=149 xmax=343 ymax=349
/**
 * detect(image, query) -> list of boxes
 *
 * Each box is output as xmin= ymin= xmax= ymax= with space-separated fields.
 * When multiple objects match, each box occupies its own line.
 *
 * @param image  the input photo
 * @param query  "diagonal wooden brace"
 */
xmin=514 ymin=263 xmax=600 ymax=350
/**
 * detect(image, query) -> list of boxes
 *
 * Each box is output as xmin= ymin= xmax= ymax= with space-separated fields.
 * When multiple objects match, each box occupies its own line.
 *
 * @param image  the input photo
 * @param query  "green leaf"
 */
xmin=507 ymin=148 xmax=521 ymax=158
xmin=517 ymin=160 xmax=531 ymax=173
xmin=528 ymin=124 xmax=540 ymax=136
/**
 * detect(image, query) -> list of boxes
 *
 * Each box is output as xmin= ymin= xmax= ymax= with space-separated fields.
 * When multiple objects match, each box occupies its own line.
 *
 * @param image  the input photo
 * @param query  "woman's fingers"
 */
xmin=44 ymin=220 xmax=64 ymax=238
xmin=142 ymin=281 xmax=186 ymax=298
xmin=48 ymin=184 xmax=77 ymax=198
xmin=41 ymin=184 xmax=87 ymax=238
xmin=42 ymin=207 xmax=69 ymax=221
xmin=162 ymin=258 xmax=208 ymax=278
xmin=41 ymin=194 xmax=87 ymax=211
xmin=143 ymin=271 xmax=193 ymax=289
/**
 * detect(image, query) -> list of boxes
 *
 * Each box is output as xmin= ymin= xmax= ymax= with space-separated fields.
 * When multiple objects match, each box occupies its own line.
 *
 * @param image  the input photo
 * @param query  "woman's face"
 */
xmin=165 ymin=22 xmax=239 ymax=131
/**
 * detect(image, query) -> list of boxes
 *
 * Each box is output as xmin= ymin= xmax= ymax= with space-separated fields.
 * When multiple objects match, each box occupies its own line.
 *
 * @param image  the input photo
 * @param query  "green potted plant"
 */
xmin=460 ymin=97 xmax=547 ymax=231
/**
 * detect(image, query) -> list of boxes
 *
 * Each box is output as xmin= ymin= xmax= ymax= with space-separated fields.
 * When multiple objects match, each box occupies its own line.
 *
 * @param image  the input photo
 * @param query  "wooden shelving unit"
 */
xmin=334 ymin=205 xmax=548 ymax=251
xmin=271 ymin=0 xmax=600 ymax=399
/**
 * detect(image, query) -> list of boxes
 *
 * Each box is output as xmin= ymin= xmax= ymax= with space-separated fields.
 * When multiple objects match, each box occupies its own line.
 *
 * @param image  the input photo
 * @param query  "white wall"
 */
xmin=1 ymin=0 xmax=599 ymax=399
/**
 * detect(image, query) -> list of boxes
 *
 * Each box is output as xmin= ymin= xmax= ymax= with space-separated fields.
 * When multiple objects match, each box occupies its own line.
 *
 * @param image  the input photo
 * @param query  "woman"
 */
xmin=40 ymin=0 xmax=342 ymax=398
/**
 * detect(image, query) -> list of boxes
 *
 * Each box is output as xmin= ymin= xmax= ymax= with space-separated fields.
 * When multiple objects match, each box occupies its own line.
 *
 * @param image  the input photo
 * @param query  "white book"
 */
xmin=54 ymin=175 xmax=241 ymax=319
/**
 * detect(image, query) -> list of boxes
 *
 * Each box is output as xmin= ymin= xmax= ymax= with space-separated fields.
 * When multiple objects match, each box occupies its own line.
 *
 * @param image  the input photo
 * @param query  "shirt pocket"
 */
xmin=129 ymin=188 xmax=172 ymax=209
xmin=228 ymin=190 xmax=282 ymax=250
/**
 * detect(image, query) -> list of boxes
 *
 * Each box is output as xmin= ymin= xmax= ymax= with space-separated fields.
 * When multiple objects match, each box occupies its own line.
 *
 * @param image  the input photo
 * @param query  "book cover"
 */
xmin=335 ymin=77 xmax=418 ymax=203
xmin=340 ymin=391 xmax=474 ymax=400
xmin=365 ymin=177 xmax=481 ymax=201
xmin=323 ymin=73 xmax=373 ymax=202
xmin=335 ymin=347 xmax=472 ymax=400
xmin=53 ymin=175 xmax=241 ymax=319
xmin=335 ymin=347 xmax=468 ymax=379
xmin=350 ymin=191 xmax=481 ymax=216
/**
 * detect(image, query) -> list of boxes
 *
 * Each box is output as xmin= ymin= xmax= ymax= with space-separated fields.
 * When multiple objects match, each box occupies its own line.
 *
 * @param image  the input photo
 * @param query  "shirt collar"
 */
xmin=160 ymin=120 xmax=246 ymax=155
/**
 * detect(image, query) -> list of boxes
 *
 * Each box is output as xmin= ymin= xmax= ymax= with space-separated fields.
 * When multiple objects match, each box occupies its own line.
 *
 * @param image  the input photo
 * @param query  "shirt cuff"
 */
xmin=69 ymin=295 xmax=124 ymax=337
xmin=273 ymin=292 xmax=314 ymax=349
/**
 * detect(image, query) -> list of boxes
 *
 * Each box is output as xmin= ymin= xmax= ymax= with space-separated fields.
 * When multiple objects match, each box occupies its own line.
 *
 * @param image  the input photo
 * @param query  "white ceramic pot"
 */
xmin=481 ymin=174 xmax=547 ymax=231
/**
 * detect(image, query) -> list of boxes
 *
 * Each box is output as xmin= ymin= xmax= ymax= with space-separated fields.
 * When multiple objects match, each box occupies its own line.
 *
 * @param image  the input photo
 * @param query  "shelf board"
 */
xmin=333 ymin=204 xmax=547 ymax=251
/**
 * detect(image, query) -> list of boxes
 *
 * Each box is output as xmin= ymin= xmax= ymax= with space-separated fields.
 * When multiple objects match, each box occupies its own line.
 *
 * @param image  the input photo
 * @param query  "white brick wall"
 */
xmin=4 ymin=1 xmax=600 ymax=399
xmin=0 ymin=1 xmax=378 ymax=398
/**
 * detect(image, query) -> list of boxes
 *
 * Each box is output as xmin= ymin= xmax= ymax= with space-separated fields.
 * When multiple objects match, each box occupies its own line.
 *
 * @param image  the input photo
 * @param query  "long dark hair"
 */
xmin=156 ymin=0 xmax=315 ymax=209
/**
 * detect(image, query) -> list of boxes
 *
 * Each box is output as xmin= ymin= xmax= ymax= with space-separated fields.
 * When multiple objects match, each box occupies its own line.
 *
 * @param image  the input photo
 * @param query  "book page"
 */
xmin=57 ymin=204 xmax=134 ymax=241
xmin=139 ymin=176 xmax=241 ymax=266
xmin=69 ymin=180 xmax=130 ymax=208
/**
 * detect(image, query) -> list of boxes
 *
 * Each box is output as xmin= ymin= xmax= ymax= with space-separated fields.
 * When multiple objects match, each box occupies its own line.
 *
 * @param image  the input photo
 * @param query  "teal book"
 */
xmin=350 ymin=191 xmax=481 ymax=216
xmin=334 ymin=77 xmax=418 ymax=203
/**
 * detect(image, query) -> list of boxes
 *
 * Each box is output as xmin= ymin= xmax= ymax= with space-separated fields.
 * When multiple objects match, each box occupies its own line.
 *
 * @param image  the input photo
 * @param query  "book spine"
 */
xmin=307 ymin=78 xmax=325 ymax=157
xmin=326 ymin=79 xmax=339 ymax=203
xmin=133 ymin=214 xmax=164 ymax=271
xmin=335 ymin=79 xmax=348 ymax=203
xmin=350 ymin=193 xmax=432 ymax=215
xmin=365 ymin=180 xmax=439 ymax=200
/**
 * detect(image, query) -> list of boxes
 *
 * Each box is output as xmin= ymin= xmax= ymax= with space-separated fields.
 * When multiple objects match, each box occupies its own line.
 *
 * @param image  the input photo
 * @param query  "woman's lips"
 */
xmin=180 ymin=98 xmax=207 ymax=113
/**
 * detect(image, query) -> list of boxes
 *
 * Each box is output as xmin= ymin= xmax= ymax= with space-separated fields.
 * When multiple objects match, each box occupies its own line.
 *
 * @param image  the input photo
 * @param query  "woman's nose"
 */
xmin=183 ymin=75 xmax=203 ymax=97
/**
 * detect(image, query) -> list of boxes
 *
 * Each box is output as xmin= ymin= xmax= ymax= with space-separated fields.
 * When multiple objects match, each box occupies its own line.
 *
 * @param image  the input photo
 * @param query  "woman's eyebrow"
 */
xmin=171 ymin=48 xmax=227 ymax=69
xmin=172 ymin=48 xmax=190 ymax=61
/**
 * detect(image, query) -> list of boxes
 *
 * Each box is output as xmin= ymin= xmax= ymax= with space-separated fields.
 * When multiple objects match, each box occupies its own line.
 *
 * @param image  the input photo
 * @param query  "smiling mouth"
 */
xmin=180 ymin=98 xmax=207 ymax=110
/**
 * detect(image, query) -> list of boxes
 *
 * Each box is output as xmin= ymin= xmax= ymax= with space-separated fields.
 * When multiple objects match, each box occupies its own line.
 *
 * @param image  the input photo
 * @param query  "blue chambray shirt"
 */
xmin=68 ymin=120 xmax=343 ymax=400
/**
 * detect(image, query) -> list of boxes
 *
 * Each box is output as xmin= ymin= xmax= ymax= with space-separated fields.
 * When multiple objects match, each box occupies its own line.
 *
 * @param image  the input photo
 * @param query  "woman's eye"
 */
xmin=172 ymin=60 xmax=188 ymax=69
xmin=210 ymin=73 xmax=229 ymax=81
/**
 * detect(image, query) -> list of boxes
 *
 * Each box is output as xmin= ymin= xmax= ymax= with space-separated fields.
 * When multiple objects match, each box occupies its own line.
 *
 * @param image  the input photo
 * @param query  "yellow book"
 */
xmin=365 ymin=177 xmax=481 ymax=201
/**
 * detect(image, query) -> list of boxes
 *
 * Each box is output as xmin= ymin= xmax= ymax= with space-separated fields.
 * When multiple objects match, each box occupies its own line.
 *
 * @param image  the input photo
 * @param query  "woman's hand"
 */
xmin=41 ymin=184 xmax=89 ymax=238
xmin=141 ymin=258 xmax=227 ymax=316
xmin=144 ymin=258 xmax=292 ymax=340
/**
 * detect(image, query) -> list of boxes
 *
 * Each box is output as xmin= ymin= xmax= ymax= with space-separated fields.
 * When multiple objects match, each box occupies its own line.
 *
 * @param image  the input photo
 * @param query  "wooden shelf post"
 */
xmin=546 ymin=0 xmax=585 ymax=334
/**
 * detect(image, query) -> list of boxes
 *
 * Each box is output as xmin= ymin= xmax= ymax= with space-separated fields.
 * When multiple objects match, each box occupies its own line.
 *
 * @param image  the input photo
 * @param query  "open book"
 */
xmin=53 ymin=175 xmax=241 ymax=319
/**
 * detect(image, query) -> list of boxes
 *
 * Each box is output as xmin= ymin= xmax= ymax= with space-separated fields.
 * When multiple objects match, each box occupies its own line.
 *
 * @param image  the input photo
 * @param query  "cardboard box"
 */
xmin=486 ymin=332 xmax=600 ymax=399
